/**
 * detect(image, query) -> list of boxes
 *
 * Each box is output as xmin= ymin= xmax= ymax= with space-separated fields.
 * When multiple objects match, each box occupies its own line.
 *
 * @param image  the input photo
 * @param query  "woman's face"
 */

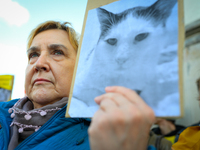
xmin=25 ymin=29 xmax=76 ymax=108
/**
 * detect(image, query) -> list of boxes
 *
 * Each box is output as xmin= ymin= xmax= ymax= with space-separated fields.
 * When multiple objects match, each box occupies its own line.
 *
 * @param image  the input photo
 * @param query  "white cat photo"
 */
xmin=69 ymin=0 xmax=180 ymax=117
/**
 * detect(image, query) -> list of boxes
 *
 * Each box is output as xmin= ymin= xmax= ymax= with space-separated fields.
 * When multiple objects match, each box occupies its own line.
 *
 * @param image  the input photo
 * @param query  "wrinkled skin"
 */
xmin=25 ymin=29 xmax=76 ymax=108
xmin=89 ymin=86 xmax=155 ymax=150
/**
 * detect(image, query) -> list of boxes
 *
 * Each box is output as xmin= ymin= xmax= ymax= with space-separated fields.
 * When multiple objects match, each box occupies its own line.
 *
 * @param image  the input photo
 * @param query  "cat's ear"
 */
xmin=147 ymin=0 xmax=177 ymax=26
xmin=96 ymin=8 xmax=116 ymax=36
xmin=97 ymin=8 xmax=115 ymax=26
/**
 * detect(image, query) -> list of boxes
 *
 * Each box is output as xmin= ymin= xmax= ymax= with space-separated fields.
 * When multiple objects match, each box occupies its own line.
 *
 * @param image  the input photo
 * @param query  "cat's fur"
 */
xmin=72 ymin=0 xmax=178 ymax=111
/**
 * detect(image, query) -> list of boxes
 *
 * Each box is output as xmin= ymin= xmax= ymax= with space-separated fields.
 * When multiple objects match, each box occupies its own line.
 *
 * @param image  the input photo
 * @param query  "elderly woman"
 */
xmin=0 ymin=21 xmax=155 ymax=150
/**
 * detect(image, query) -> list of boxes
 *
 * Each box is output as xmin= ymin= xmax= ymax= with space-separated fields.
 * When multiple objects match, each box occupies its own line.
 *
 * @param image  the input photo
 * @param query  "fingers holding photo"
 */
xmin=89 ymin=86 xmax=156 ymax=150
xmin=94 ymin=86 xmax=155 ymax=124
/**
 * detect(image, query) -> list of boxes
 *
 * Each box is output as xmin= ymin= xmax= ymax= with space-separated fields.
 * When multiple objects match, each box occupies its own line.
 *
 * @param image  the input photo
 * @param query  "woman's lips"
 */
xmin=33 ymin=78 xmax=52 ymax=85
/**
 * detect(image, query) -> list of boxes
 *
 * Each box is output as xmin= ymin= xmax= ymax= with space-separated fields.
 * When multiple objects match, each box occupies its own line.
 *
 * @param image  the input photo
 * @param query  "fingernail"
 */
xmin=94 ymin=96 xmax=101 ymax=102
xmin=105 ymin=86 xmax=112 ymax=91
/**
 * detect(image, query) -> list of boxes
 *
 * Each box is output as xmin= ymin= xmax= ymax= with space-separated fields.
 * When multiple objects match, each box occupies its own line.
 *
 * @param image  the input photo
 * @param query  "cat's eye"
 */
xmin=106 ymin=38 xmax=117 ymax=45
xmin=135 ymin=33 xmax=149 ymax=42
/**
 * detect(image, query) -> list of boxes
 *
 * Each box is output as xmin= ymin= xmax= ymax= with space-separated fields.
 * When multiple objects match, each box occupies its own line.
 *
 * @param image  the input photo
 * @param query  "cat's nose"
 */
xmin=116 ymin=44 xmax=129 ymax=65
xmin=115 ymin=57 xmax=127 ymax=65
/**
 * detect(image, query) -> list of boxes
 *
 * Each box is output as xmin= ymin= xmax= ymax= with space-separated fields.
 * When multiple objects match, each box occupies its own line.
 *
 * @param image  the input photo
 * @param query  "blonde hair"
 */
xmin=27 ymin=21 xmax=79 ymax=52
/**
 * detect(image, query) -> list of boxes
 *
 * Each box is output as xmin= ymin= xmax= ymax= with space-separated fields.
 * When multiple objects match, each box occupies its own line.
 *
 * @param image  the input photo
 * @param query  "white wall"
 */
xmin=176 ymin=0 xmax=200 ymax=126
xmin=184 ymin=0 xmax=200 ymax=26
xmin=177 ymin=42 xmax=200 ymax=126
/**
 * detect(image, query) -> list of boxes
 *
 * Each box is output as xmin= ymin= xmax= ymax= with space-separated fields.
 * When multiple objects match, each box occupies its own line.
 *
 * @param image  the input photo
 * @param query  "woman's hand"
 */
xmin=88 ymin=86 xmax=155 ymax=150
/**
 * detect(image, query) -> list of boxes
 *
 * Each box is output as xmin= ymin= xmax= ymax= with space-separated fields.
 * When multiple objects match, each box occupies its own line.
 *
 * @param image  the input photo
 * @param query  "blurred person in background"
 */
xmin=172 ymin=78 xmax=200 ymax=149
xmin=152 ymin=118 xmax=185 ymax=144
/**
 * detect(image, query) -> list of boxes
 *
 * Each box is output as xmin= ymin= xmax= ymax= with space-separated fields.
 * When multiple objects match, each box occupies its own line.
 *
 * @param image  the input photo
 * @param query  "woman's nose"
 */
xmin=34 ymin=54 xmax=50 ymax=72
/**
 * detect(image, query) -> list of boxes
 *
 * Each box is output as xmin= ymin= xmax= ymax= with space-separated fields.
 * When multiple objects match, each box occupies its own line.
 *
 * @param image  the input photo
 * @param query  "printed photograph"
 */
xmin=68 ymin=0 xmax=180 ymax=117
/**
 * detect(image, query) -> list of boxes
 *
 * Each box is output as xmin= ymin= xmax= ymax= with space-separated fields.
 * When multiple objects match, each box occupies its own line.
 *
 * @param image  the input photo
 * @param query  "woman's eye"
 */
xmin=135 ymin=33 xmax=149 ymax=42
xmin=106 ymin=38 xmax=117 ymax=45
xmin=53 ymin=50 xmax=64 ymax=55
xmin=29 ymin=52 xmax=39 ymax=59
